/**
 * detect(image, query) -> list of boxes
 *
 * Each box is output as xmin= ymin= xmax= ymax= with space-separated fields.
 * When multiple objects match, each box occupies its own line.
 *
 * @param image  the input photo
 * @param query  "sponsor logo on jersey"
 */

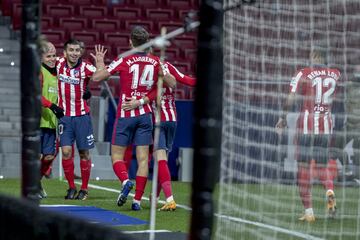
xmin=59 ymin=74 xmax=80 ymax=85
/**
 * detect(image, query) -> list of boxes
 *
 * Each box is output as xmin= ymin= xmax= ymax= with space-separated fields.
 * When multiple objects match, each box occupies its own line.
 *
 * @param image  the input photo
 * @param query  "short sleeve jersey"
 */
xmin=107 ymin=52 xmax=160 ymax=118
xmin=56 ymin=57 xmax=96 ymax=116
xmin=290 ymin=66 xmax=341 ymax=135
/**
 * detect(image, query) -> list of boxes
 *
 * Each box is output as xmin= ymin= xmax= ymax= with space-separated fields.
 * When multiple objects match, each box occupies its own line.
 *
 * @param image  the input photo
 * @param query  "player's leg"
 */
xmin=297 ymin=134 xmax=315 ymax=222
xmin=58 ymin=117 xmax=77 ymax=199
xmin=124 ymin=145 xmax=134 ymax=171
xmin=73 ymin=114 xmax=95 ymax=200
xmin=132 ymin=113 xmax=153 ymax=210
xmin=314 ymin=134 xmax=336 ymax=218
xmin=112 ymin=117 xmax=134 ymax=206
xmin=157 ymin=121 xmax=177 ymax=211
xmin=39 ymin=128 xmax=56 ymax=198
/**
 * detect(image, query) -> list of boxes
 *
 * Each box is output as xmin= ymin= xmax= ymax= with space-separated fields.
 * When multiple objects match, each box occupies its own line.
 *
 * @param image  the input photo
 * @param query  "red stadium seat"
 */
xmin=2 ymin=0 xmax=21 ymax=17
xmin=42 ymin=29 xmax=67 ymax=43
xmin=183 ymin=48 xmax=197 ymax=60
xmin=11 ymin=3 xmax=22 ymax=30
xmin=132 ymin=0 xmax=161 ymax=9
xmin=173 ymin=36 xmax=197 ymax=48
xmin=158 ymin=21 xmax=183 ymax=33
xmin=79 ymin=6 xmax=107 ymax=17
xmin=68 ymin=0 xmax=93 ymax=5
xmin=145 ymin=9 xmax=174 ymax=20
xmin=41 ymin=17 xmax=55 ymax=29
xmin=59 ymin=17 xmax=87 ymax=31
xmin=92 ymin=19 xmax=121 ymax=33
xmin=104 ymin=32 xmax=129 ymax=47
xmin=164 ymin=0 xmax=192 ymax=9
xmin=174 ymin=88 xmax=186 ymax=100
xmin=152 ymin=48 xmax=180 ymax=60
xmin=172 ymin=61 xmax=191 ymax=73
xmin=125 ymin=20 xmax=154 ymax=32
xmin=45 ymin=4 xmax=74 ymax=16
xmin=70 ymin=31 xmax=100 ymax=45
xmin=112 ymin=7 xmax=141 ymax=19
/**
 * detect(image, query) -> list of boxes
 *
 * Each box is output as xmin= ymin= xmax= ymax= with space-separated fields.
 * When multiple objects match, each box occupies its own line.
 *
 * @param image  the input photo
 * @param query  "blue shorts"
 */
xmin=41 ymin=128 xmax=56 ymax=155
xmin=58 ymin=114 xmax=94 ymax=150
xmin=154 ymin=121 xmax=177 ymax=152
xmin=112 ymin=113 xmax=153 ymax=146
xmin=296 ymin=134 xmax=330 ymax=164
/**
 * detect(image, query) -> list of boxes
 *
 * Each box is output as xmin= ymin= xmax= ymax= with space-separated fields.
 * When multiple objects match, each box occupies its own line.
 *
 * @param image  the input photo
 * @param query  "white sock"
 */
xmin=133 ymin=199 xmax=141 ymax=205
xmin=305 ymin=208 xmax=314 ymax=215
xmin=166 ymin=196 xmax=174 ymax=203
xmin=122 ymin=179 xmax=129 ymax=186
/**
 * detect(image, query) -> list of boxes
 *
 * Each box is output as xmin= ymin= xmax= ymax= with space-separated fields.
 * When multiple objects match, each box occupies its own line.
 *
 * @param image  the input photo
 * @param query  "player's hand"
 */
xmin=49 ymin=103 xmax=64 ymax=119
xmin=90 ymin=45 xmax=107 ymax=66
xmin=275 ymin=117 xmax=287 ymax=135
xmin=122 ymin=97 xmax=140 ymax=111
xmin=82 ymin=87 xmax=92 ymax=100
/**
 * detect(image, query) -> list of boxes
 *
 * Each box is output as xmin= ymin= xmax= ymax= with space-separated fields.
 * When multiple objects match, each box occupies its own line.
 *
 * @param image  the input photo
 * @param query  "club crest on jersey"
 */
xmin=73 ymin=70 xmax=80 ymax=78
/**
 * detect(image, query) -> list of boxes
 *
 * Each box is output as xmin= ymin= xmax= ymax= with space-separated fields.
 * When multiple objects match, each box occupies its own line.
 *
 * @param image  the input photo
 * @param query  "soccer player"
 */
xmin=39 ymin=41 xmax=63 ymax=198
xmin=122 ymin=61 xmax=196 ymax=211
xmin=91 ymin=26 xmax=175 ymax=210
xmin=275 ymin=49 xmax=340 ymax=222
xmin=57 ymin=39 xmax=97 ymax=200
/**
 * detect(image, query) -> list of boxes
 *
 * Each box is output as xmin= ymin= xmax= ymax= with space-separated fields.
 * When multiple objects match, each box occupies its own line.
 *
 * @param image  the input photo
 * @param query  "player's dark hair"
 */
xmin=130 ymin=26 xmax=149 ymax=47
xmin=63 ymin=39 xmax=81 ymax=50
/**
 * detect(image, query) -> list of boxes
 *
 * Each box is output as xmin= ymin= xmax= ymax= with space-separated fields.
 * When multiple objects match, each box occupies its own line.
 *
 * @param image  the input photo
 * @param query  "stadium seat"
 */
xmin=42 ymin=29 xmax=67 ymax=43
xmin=11 ymin=3 xmax=22 ymax=31
xmin=70 ymin=31 xmax=100 ymax=45
xmin=79 ymin=6 xmax=107 ymax=18
xmin=68 ymin=0 xmax=93 ymax=5
xmin=158 ymin=21 xmax=183 ymax=33
xmin=112 ymin=7 xmax=141 ymax=19
xmin=145 ymin=9 xmax=174 ymax=20
xmin=104 ymin=32 xmax=129 ymax=47
xmin=172 ymin=61 xmax=191 ymax=73
xmin=132 ymin=0 xmax=161 ymax=9
xmin=174 ymin=87 xmax=186 ymax=100
xmin=59 ymin=17 xmax=88 ymax=31
xmin=125 ymin=20 xmax=154 ymax=32
xmin=173 ymin=36 xmax=197 ymax=49
xmin=92 ymin=19 xmax=121 ymax=33
xmin=1 ymin=0 xmax=21 ymax=17
xmin=45 ymin=4 xmax=74 ymax=16
xmin=164 ymin=0 xmax=192 ymax=9
xmin=41 ymin=17 xmax=55 ymax=29
xmin=183 ymin=48 xmax=197 ymax=60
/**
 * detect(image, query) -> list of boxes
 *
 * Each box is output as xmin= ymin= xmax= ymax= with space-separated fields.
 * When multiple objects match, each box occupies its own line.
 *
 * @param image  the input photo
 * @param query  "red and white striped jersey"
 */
xmin=107 ymin=52 xmax=160 ymax=118
xmin=56 ymin=57 xmax=96 ymax=116
xmin=157 ymin=62 xmax=196 ymax=122
xmin=290 ymin=66 xmax=341 ymax=135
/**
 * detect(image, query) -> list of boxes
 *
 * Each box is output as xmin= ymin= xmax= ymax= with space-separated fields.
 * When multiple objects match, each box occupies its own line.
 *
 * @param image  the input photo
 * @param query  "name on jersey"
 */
xmin=307 ymin=70 xmax=339 ymax=80
xmin=59 ymin=74 xmax=80 ymax=85
xmin=126 ymin=56 xmax=158 ymax=66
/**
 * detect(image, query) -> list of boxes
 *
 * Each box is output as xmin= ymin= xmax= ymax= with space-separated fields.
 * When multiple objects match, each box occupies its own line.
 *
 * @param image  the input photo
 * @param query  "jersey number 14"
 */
xmin=130 ymin=64 xmax=154 ymax=89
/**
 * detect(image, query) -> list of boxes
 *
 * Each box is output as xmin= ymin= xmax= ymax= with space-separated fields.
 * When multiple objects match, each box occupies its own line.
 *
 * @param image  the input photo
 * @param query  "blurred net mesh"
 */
xmin=216 ymin=1 xmax=360 ymax=239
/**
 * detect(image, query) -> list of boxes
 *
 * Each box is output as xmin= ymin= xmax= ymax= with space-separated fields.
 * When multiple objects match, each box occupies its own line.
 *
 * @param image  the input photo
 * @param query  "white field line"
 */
xmin=74 ymin=181 xmax=323 ymax=239
xmin=123 ymin=230 xmax=171 ymax=234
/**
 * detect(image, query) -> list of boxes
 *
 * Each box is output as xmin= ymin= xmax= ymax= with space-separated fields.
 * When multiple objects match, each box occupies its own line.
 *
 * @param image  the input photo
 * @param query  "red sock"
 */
xmin=80 ymin=159 xmax=91 ymax=190
xmin=40 ymin=157 xmax=54 ymax=177
xmin=158 ymin=160 xmax=172 ymax=199
xmin=62 ymin=158 xmax=75 ymax=189
xmin=124 ymin=147 xmax=133 ymax=171
xmin=318 ymin=166 xmax=334 ymax=190
xmin=112 ymin=161 xmax=128 ymax=182
xmin=298 ymin=166 xmax=312 ymax=209
xmin=328 ymin=159 xmax=338 ymax=180
xmin=134 ymin=176 xmax=147 ymax=201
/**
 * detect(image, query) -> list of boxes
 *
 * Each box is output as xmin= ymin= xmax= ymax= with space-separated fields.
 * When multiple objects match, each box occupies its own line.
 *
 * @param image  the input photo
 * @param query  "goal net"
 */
xmin=216 ymin=0 xmax=360 ymax=239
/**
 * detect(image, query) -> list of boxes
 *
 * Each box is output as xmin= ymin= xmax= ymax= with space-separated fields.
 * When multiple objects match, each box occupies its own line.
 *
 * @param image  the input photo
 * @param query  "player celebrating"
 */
xmin=275 ymin=49 xmax=340 ymax=222
xmin=122 ymin=61 xmax=196 ymax=211
xmin=57 ymin=39 xmax=97 ymax=200
xmin=39 ymin=41 xmax=62 ymax=198
xmin=91 ymin=26 xmax=175 ymax=210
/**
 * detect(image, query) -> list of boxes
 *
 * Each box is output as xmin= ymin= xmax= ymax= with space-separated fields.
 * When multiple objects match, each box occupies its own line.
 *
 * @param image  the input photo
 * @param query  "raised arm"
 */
xmin=166 ymin=62 xmax=196 ymax=87
xmin=90 ymin=45 xmax=110 ymax=82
